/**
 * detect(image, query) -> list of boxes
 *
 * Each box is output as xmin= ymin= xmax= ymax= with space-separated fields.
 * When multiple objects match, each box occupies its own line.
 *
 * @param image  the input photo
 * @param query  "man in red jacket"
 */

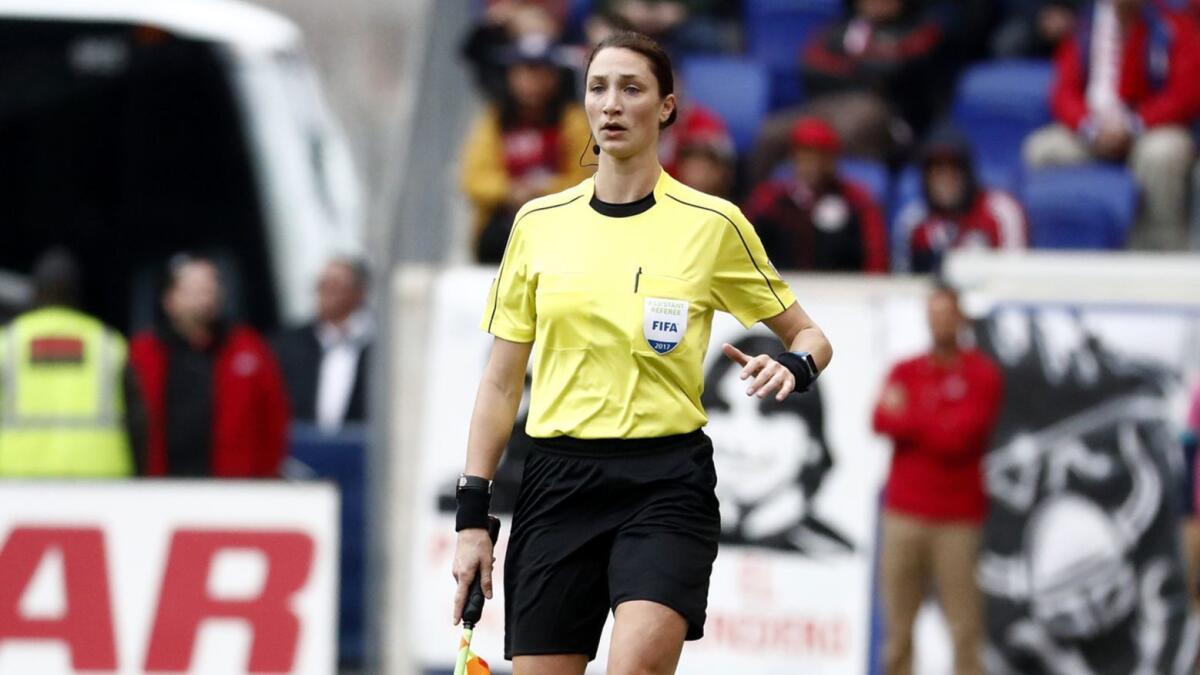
xmin=129 ymin=254 xmax=289 ymax=478
xmin=1023 ymin=0 xmax=1200 ymax=250
xmin=744 ymin=117 xmax=889 ymax=273
xmin=872 ymin=285 xmax=1003 ymax=675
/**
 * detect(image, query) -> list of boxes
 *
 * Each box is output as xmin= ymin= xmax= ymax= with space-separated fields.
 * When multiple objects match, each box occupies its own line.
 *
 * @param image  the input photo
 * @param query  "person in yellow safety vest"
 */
xmin=0 ymin=248 xmax=145 ymax=477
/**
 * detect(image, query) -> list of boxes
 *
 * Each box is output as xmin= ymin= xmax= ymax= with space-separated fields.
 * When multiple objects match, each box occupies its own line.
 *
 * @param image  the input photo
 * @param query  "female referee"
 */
xmin=451 ymin=31 xmax=833 ymax=675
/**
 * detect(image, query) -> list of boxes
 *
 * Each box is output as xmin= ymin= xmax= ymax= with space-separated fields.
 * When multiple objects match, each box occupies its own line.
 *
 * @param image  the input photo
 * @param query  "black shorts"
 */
xmin=503 ymin=429 xmax=721 ymax=661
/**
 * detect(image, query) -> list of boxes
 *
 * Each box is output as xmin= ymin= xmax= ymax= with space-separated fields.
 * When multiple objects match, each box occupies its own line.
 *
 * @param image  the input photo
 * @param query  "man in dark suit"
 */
xmin=272 ymin=257 xmax=372 ymax=431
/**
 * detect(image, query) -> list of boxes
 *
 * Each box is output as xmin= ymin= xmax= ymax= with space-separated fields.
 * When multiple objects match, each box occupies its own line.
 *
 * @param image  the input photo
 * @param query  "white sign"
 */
xmin=0 ymin=482 xmax=339 ymax=675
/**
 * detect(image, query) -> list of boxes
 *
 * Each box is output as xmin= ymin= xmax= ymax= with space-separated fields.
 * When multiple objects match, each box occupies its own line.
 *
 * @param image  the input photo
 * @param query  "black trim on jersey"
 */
xmin=589 ymin=190 xmax=656 ymax=217
xmin=488 ymin=195 xmax=583 ymax=333
xmin=665 ymin=193 xmax=787 ymax=312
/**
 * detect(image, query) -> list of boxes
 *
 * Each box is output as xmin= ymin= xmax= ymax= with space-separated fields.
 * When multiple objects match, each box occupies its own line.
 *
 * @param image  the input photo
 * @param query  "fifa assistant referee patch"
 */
xmin=643 ymin=297 xmax=688 ymax=354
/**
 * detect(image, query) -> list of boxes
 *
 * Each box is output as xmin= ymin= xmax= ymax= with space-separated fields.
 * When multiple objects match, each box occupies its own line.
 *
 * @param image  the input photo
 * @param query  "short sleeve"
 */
xmin=711 ymin=206 xmax=797 ymax=328
xmin=480 ymin=220 xmax=536 ymax=342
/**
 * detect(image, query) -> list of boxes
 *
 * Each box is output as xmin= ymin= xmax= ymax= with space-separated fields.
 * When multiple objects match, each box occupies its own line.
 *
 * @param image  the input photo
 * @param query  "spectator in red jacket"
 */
xmin=872 ymin=284 xmax=1003 ymax=675
xmin=744 ymin=116 xmax=889 ymax=273
xmin=129 ymin=254 xmax=289 ymax=478
xmin=895 ymin=132 xmax=1028 ymax=272
xmin=1023 ymin=0 xmax=1200 ymax=250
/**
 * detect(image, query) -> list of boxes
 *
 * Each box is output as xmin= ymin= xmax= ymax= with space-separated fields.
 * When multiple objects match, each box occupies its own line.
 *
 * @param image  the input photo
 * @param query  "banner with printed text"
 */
xmin=407 ymin=268 xmax=1200 ymax=675
xmin=0 ymin=482 xmax=339 ymax=675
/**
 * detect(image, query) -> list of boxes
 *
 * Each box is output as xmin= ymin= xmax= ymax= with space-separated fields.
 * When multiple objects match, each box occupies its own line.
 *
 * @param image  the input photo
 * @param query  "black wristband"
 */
xmin=776 ymin=351 xmax=818 ymax=393
xmin=455 ymin=477 xmax=492 ymax=532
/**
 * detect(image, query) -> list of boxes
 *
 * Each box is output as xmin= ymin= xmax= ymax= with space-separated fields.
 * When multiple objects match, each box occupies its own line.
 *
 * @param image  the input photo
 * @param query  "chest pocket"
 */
xmin=633 ymin=274 xmax=700 ymax=357
xmin=535 ymin=273 xmax=592 ymax=351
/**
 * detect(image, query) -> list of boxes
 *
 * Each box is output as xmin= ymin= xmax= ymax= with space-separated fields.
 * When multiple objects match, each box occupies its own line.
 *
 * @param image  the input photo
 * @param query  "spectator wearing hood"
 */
xmin=895 ymin=134 xmax=1028 ymax=273
xmin=1023 ymin=0 xmax=1200 ymax=250
xmin=743 ymin=117 xmax=889 ymax=273
xmin=460 ymin=36 xmax=594 ymax=263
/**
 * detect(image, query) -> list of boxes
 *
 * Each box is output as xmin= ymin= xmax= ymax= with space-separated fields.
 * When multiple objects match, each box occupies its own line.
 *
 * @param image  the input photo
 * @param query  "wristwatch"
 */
xmin=777 ymin=350 xmax=819 ymax=392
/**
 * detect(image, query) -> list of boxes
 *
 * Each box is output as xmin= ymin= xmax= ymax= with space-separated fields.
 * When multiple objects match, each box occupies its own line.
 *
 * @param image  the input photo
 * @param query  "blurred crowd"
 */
xmin=458 ymin=0 xmax=1200 ymax=270
xmin=0 ymin=248 xmax=373 ymax=479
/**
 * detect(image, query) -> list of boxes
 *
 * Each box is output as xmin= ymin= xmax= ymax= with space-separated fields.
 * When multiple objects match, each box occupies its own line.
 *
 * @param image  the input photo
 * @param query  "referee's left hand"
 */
xmin=722 ymin=343 xmax=796 ymax=401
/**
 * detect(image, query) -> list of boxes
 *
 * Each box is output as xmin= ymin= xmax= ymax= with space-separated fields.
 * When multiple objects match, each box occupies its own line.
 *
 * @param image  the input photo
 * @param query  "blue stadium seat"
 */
xmin=744 ymin=1 xmax=841 ymax=109
xmin=1020 ymin=165 xmax=1138 ymax=249
xmin=681 ymin=57 xmax=769 ymax=154
xmin=745 ymin=0 xmax=841 ymax=18
xmin=767 ymin=158 xmax=890 ymax=208
xmin=839 ymin=158 xmax=890 ymax=207
xmin=952 ymin=60 xmax=1054 ymax=176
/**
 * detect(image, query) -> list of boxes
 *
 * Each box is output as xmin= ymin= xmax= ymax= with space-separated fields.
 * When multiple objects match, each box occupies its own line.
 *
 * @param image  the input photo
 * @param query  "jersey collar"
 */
xmin=586 ymin=169 xmax=671 ymax=218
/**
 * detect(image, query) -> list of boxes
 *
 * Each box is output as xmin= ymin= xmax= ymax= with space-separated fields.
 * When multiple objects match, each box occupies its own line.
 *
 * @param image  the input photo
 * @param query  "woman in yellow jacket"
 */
xmin=460 ymin=39 xmax=594 ymax=262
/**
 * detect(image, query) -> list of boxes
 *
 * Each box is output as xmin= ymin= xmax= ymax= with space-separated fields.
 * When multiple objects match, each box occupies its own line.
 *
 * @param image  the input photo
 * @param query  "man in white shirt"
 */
xmin=272 ymin=257 xmax=373 ymax=432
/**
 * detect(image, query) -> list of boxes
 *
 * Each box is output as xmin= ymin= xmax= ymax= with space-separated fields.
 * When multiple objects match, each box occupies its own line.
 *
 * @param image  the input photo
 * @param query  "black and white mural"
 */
xmin=974 ymin=306 xmax=1200 ymax=675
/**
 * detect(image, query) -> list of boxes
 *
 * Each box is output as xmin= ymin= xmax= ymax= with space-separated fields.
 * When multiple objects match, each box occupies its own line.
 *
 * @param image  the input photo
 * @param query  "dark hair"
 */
xmin=162 ymin=252 xmax=218 ymax=294
xmin=31 ymin=247 xmax=81 ymax=308
xmin=498 ymin=61 xmax=572 ymax=131
xmin=585 ymin=31 xmax=677 ymax=129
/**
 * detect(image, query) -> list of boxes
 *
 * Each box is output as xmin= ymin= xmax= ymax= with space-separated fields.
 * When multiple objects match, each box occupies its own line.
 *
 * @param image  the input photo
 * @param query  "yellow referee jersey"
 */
xmin=481 ymin=170 xmax=797 ymax=439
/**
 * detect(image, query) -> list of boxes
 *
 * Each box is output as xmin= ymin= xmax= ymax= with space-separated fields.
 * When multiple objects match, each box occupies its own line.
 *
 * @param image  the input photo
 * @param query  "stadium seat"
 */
xmin=952 ymin=60 xmax=1054 ymax=176
xmin=1020 ymin=165 xmax=1138 ymax=249
xmin=839 ymin=158 xmax=890 ymax=207
xmin=744 ymin=0 xmax=841 ymax=109
xmin=767 ymin=158 xmax=890 ymax=208
xmin=681 ymin=57 xmax=769 ymax=154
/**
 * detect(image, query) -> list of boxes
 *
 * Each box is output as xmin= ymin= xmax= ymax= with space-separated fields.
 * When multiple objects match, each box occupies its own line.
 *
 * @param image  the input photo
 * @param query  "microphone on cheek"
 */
xmin=593 ymin=144 xmax=600 ymax=156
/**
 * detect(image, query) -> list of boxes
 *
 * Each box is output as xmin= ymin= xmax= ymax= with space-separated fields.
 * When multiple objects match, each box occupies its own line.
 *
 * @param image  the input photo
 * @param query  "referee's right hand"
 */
xmin=452 ymin=528 xmax=496 ymax=625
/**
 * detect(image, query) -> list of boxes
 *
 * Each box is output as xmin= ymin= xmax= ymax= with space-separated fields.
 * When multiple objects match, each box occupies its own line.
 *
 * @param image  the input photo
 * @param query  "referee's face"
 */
xmin=585 ymin=47 xmax=674 ymax=160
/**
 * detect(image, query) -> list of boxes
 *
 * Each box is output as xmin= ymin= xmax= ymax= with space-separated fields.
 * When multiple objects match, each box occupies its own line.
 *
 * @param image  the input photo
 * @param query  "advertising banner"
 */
xmin=401 ymin=265 xmax=1200 ymax=675
xmin=0 ymin=482 xmax=339 ymax=675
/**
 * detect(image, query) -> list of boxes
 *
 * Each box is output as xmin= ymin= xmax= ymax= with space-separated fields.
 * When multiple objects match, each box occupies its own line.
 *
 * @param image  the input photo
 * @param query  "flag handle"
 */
xmin=454 ymin=516 xmax=501 ymax=675
xmin=453 ymin=627 xmax=474 ymax=675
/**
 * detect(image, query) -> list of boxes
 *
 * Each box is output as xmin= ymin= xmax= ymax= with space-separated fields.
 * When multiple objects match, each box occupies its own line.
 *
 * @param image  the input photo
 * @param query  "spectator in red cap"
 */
xmin=895 ymin=131 xmax=1028 ymax=273
xmin=658 ymin=99 xmax=732 ymax=178
xmin=674 ymin=132 xmax=735 ymax=200
xmin=743 ymin=117 xmax=889 ymax=273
